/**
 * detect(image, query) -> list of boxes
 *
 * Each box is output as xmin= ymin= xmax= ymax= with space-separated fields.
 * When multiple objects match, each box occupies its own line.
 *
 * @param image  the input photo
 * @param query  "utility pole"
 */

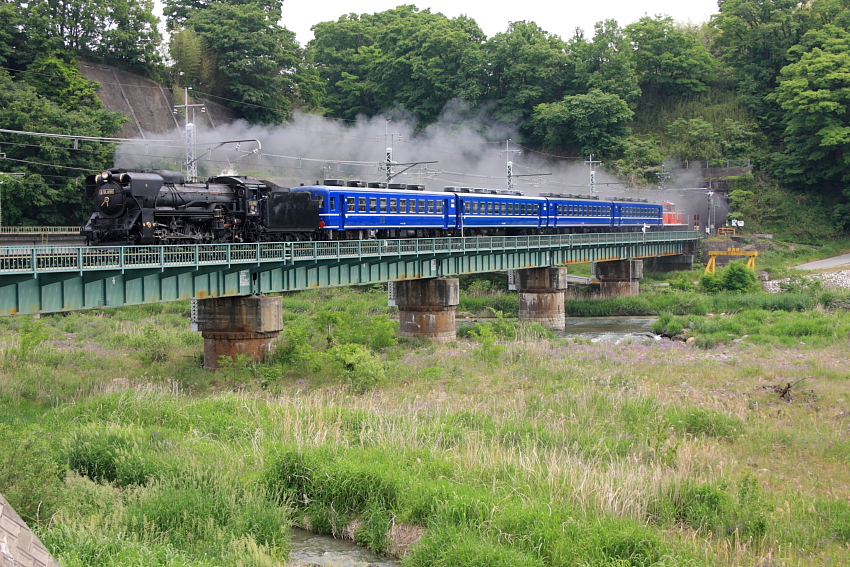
xmin=584 ymin=154 xmax=602 ymax=195
xmin=501 ymin=139 xmax=522 ymax=190
xmin=378 ymin=119 xmax=402 ymax=183
xmin=173 ymin=86 xmax=205 ymax=181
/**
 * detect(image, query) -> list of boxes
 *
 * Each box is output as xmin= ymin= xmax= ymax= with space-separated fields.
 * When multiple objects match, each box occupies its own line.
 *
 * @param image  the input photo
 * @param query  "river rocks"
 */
xmin=762 ymin=269 xmax=850 ymax=293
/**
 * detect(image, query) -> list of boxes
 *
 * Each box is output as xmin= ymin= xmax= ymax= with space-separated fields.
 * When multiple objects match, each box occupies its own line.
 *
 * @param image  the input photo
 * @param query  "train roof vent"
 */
xmin=407 ymin=184 xmax=425 ymax=191
xmin=323 ymin=179 xmax=345 ymax=186
xmin=367 ymin=182 xmax=387 ymax=188
xmin=512 ymin=191 xmax=525 ymax=196
xmin=486 ymin=189 xmax=499 ymax=194
xmin=346 ymin=179 xmax=366 ymax=187
xmin=387 ymin=182 xmax=407 ymax=190
xmin=540 ymin=192 xmax=556 ymax=197
xmin=443 ymin=186 xmax=460 ymax=192
xmin=470 ymin=188 xmax=487 ymax=193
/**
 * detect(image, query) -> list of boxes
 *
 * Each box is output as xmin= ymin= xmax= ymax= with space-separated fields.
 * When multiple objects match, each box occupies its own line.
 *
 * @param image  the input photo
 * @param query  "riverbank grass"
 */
xmin=1 ymin=285 xmax=849 ymax=565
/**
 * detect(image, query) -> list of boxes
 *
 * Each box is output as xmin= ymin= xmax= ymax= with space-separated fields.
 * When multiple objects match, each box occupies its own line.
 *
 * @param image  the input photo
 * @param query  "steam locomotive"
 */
xmin=83 ymin=169 xmax=679 ymax=245
xmin=83 ymin=169 xmax=320 ymax=245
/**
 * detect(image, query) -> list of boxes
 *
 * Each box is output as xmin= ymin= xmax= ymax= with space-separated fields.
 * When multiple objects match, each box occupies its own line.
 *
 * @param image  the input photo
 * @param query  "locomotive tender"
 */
xmin=83 ymin=169 xmax=670 ymax=245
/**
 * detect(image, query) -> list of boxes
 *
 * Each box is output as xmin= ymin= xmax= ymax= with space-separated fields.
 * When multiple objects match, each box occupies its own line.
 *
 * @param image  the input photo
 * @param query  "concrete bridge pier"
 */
xmin=594 ymin=260 xmax=643 ymax=297
xmin=196 ymin=295 xmax=282 ymax=369
xmin=517 ymin=267 xmax=568 ymax=330
xmin=395 ymin=278 xmax=459 ymax=342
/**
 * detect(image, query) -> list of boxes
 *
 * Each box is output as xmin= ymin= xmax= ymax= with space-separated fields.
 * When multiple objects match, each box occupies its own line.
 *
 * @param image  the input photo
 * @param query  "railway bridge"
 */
xmin=0 ymin=231 xmax=698 ymax=367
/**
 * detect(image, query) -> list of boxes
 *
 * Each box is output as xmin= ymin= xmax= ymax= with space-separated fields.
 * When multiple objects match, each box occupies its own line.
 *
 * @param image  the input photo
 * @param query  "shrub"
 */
xmin=720 ymin=261 xmax=761 ymax=293
xmin=332 ymin=343 xmax=386 ymax=393
xmin=699 ymin=272 xmax=722 ymax=293
xmin=670 ymin=274 xmax=696 ymax=291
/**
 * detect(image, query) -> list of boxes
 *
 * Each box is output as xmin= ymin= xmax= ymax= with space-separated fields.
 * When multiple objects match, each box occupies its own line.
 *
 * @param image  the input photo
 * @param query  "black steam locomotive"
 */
xmin=82 ymin=169 xmax=320 ymax=245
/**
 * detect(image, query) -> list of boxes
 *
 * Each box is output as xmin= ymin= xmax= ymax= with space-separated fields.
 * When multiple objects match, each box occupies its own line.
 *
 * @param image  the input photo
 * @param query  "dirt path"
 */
xmin=794 ymin=253 xmax=850 ymax=270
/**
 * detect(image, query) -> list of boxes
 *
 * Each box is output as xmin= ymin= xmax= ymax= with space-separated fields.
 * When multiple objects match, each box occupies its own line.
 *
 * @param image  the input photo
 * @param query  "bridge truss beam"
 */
xmin=0 ymin=232 xmax=698 ymax=316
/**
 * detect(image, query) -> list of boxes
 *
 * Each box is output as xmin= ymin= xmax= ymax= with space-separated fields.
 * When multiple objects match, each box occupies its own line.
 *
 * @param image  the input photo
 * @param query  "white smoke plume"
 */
xmin=113 ymin=99 xmax=709 ymax=219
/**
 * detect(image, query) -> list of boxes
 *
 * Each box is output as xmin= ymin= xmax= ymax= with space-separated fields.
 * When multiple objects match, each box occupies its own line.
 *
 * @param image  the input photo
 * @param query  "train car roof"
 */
xmin=293 ymin=185 xmax=547 ymax=199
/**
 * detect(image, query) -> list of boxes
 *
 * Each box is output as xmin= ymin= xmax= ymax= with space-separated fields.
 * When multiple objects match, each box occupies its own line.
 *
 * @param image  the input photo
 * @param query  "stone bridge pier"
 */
xmin=395 ymin=278 xmax=459 ymax=342
xmin=516 ymin=267 xmax=568 ymax=330
xmin=594 ymin=259 xmax=643 ymax=297
xmin=196 ymin=295 xmax=282 ymax=369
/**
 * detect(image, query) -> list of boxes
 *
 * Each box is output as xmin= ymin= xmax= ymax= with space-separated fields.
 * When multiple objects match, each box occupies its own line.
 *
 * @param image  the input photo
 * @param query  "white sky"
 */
xmin=279 ymin=0 xmax=721 ymax=45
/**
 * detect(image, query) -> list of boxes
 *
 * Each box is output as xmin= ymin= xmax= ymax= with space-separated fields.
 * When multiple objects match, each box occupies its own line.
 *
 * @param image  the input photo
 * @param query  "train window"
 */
xmin=358 ymin=197 xmax=366 ymax=212
xmin=464 ymin=202 xmax=470 ymax=214
xmin=314 ymin=195 xmax=324 ymax=207
xmin=400 ymin=199 xmax=407 ymax=213
xmin=419 ymin=200 xmax=425 ymax=213
xmin=348 ymin=197 xmax=355 ymax=212
xmin=500 ymin=203 xmax=506 ymax=215
xmin=411 ymin=199 xmax=417 ymax=213
xmin=330 ymin=197 xmax=336 ymax=211
xmin=390 ymin=199 xmax=397 ymax=213
xmin=369 ymin=198 xmax=377 ymax=213
xmin=436 ymin=201 xmax=443 ymax=213
xmin=379 ymin=198 xmax=387 ymax=213
xmin=474 ymin=202 xmax=480 ymax=214
xmin=428 ymin=200 xmax=435 ymax=213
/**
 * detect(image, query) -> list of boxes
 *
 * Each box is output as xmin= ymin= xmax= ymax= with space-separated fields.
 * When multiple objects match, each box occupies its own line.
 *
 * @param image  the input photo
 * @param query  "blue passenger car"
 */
xmin=456 ymin=193 xmax=546 ymax=233
xmin=613 ymin=201 xmax=663 ymax=228
xmin=291 ymin=181 xmax=457 ymax=239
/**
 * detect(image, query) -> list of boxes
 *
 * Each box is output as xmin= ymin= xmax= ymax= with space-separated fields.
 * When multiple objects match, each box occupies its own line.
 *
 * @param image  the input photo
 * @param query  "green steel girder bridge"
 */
xmin=0 ymin=231 xmax=698 ymax=316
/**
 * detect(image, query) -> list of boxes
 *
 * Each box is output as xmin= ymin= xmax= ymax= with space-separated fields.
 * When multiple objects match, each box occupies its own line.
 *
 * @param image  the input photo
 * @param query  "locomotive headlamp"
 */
xmin=101 ymin=171 xmax=110 ymax=180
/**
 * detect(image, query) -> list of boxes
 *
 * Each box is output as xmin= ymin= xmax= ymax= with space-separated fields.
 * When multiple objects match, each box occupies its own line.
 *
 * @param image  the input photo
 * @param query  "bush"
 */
xmin=332 ymin=343 xmax=386 ymax=393
xmin=720 ymin=261 xmax=761 ymax=293
xmin=699 ymin=272 xmax=722 ymax=293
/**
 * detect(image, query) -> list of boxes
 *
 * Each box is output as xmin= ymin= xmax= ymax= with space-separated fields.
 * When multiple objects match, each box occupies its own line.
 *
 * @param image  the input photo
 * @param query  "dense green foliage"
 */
xmin=6 ymin=0 xmax=850 ymax=228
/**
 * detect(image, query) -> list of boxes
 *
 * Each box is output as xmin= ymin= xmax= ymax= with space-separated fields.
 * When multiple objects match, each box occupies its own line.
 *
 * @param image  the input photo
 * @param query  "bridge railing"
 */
xmin=0 ymin=226 xmax=83 ymax=234
xmin=0 ymin=232 xmax=698 ymax=275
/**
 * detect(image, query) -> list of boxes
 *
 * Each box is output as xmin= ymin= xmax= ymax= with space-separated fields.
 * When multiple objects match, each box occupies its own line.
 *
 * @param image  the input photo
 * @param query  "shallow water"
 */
xmin=557 ymin=316 xmax=658 ymax=344
xmin=460 ymin=316 xmax=658 ymax=344
xmin=288 ymin=527 xmax=399 ymax=567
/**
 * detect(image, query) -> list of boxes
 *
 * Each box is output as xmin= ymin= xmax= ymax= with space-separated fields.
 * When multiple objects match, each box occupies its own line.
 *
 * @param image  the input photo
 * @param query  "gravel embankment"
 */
xmin=762 ymin=269 xmax=850 ymax=293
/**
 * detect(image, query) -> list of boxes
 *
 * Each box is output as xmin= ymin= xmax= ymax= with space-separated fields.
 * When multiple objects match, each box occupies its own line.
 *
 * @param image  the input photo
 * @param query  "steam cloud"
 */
xmin=113 ymin=100 xmax=714 ymax=221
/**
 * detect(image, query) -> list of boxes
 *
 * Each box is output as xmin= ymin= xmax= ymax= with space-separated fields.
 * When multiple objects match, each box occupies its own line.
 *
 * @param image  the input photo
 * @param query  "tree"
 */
xmin=23 ymin=0 xmax=162 ymax=77
xmin=0 ymin=70 xmax=124 ymax=225
xmin=571 ymin=20 xmax=641 ymax=108
xmin=309 ymin=6 xmax=485 ymax=126
xmin=483 ymin=21 xmax=571 ymax=124
xmin=529 ymin=89 xmax=633 ymax=155
xmin=308 ymin=12 xmax=383 ymax=119
xmin=769 ymin=24 xmax=850 ymax=188
xmin=181 ymin=1 xmax=320 ymax=123
xmin=625 ymin=15 xmax=717 ymax=99
xmin=0 ymin=1 xmax=30 ymax=68
xmin=368 ymin=8 xmax=485 ymax=126
xmin=711 ymin=0 xmax=811 ymax=131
